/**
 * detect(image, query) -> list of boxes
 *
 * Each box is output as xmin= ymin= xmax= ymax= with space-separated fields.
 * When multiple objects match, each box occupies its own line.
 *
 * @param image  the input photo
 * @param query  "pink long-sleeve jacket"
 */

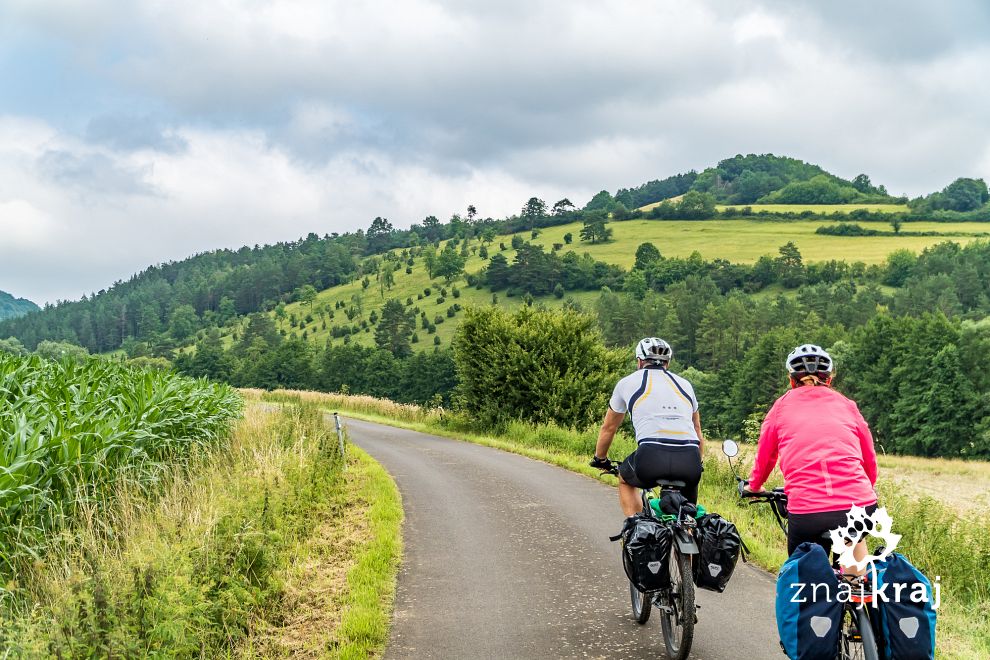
xmin=748 ymin=385 xmax=878 ymax=515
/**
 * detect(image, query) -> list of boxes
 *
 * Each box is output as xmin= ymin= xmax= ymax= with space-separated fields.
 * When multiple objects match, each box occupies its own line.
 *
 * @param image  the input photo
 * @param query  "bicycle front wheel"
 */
xmin=629 ymin=580 xmax=652 ymax=624
xmin=659 ymin=548 xmax=695 ymax=660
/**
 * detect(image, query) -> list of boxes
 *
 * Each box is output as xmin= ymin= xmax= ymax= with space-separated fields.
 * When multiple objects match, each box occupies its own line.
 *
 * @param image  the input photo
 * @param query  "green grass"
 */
xmin=636 ymin=202 xmax=911 ymax=214
xmin=719 ymin=203 xmax=911 ymax=214
xmin=331 ymin=443 xmax=402 ymax=659
xmin=512 ymin=219 xmax=986 ymax=269
xmin=273 ymin=389 xmax=990 ymax=659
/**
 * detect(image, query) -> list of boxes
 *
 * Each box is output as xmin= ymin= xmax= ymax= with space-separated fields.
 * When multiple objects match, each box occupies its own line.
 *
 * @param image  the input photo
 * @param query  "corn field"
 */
xmin=0 ymin=352 xmax=241 ymax=582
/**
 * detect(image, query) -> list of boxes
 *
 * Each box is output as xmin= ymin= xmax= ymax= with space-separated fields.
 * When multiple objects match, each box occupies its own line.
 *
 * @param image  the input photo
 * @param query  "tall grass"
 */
xmin=0 ymin=401 xmax=353 ymax=656
xmin=0 ymin=353 xmax=241 ymax=591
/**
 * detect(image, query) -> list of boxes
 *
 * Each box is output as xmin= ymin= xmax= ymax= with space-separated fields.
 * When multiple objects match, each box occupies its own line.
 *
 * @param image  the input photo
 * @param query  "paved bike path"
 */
xmin=347 ymin=418 xmax=782 ymax=659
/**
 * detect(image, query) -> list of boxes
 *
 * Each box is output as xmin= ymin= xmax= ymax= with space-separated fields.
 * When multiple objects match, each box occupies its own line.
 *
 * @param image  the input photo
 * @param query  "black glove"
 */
xmin=590 ymin=455 xmax=614 ymax=472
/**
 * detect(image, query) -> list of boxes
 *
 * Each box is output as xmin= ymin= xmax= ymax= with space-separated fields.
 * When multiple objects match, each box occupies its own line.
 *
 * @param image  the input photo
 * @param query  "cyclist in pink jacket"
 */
xmin=745 ymin=344 xmax=878 ymax=563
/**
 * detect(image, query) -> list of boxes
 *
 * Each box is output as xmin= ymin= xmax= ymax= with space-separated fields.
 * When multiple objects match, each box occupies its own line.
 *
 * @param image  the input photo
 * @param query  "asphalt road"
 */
xmin=347 ymin=418 xmax=782 ymax=660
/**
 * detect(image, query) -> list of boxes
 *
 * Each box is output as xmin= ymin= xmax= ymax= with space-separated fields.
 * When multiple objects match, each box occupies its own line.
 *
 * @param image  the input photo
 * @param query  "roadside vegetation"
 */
xmin=0 ymin=352 xmax=241 ymax=585
xmin=0 ymin=355 xmax=399 ymax=657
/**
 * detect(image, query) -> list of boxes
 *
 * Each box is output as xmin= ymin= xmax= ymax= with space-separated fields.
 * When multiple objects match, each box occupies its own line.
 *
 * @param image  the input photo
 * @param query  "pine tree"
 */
xmin=375 ymin=299 xmax=415 ymax=357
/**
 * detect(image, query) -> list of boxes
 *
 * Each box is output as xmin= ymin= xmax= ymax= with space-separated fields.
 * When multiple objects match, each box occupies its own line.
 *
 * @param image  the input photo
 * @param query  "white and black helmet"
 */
xmin=636 ymin=337 xmax=672 ymax=364
xmin=786 ymin=344 xmax=834 ymax=378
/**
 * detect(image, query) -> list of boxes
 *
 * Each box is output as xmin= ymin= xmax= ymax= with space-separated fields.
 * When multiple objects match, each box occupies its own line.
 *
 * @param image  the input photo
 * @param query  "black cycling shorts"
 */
xmin=618 ymin=443 xmax=703 ymax=503
xmin=787 ymin=503 xmax=879 ymax=557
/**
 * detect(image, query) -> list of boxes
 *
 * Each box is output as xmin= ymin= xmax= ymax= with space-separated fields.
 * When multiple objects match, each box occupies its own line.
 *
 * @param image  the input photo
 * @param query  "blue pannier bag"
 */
xmin=869 ymin=553 xmax=936 ymax=660
xmin=775 ymin=542 xmax=842 ymax=660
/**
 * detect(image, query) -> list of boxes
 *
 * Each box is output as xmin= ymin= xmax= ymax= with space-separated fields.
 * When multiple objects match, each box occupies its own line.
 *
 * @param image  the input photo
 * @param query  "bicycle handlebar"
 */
xmin=590 ymin=455 xmax=619 ymax=476
xmin=735 ymin=479 xmax=788 ymax=534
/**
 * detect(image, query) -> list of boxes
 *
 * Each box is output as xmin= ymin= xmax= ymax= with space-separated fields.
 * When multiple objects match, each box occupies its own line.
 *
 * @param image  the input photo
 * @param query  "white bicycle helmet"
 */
xmin=636 ymin=337 xmax=672 ymax=364
xmin=785 ymin=344 xmax=834 ymax=378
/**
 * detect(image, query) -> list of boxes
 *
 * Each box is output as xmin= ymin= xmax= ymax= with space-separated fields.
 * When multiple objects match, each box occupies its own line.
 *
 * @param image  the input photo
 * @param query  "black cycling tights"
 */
xmin=618 ymin=444 xmax=702 ymax=503
xmin=787 ymin=503 xmax=879 ymax=557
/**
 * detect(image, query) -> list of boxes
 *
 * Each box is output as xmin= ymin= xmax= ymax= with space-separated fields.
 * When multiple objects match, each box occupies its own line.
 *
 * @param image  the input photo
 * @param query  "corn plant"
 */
xmin=0 ymin=353 xmax=241 ymax=583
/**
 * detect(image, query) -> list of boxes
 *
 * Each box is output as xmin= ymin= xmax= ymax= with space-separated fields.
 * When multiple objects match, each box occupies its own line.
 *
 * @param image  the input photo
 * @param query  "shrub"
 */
xmin=452 ymin=307 xmax=625 ymax=428
xmin=815 ymin=223 xmax=881 ymax=237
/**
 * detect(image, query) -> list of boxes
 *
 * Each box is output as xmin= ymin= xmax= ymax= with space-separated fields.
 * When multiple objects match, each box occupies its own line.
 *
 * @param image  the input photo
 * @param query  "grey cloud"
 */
xmin=37 ymin=150 xmax=159 ymax=197
xmin=85 ymin=114 xmax=187 ymax=153
xmin=768 ymin=1 xmax=990 ymax=61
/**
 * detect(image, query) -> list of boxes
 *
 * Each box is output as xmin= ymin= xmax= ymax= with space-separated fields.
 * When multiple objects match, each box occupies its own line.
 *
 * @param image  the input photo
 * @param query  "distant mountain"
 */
xmin=0 ymin=291 xmax=39 ymax=321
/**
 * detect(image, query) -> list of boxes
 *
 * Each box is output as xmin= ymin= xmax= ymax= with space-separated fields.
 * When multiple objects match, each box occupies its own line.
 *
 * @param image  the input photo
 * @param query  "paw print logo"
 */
xmin=828 ymin=505 xmax=901 ymax=571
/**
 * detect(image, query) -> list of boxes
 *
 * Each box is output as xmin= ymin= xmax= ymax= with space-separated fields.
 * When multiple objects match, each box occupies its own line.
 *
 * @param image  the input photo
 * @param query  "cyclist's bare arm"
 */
xmin=692 ymin=411 xmax=704 ymax=455
xmin=594 ymin=408 xmax=624 ymax=459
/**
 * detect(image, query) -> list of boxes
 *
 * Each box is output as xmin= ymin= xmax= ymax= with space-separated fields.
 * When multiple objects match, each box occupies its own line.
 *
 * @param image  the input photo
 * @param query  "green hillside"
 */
xmin=0 ymin=290 xmax=39 ymax=321
xmin=262 ymin=215 xmax=989 ymax=352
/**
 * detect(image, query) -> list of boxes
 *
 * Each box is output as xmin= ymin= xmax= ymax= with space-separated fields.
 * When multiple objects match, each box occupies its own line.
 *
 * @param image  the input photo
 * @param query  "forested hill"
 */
xmin=612 ymin=153 xmax=903 ymax=209
xmin=0 ymin=291 xmax=39 ymax=321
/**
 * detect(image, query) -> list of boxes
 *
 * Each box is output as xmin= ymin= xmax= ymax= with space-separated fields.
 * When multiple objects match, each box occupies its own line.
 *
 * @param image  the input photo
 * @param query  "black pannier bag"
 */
xmin=612 ymin=514 xmax=673 ymax=592
xmin=693 ymin=513 xmax=743 ymax=592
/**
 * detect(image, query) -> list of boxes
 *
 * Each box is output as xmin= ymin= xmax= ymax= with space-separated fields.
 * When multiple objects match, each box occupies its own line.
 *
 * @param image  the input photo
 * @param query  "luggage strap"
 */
xmin=609 ymin=516 xmax=639 ymax=542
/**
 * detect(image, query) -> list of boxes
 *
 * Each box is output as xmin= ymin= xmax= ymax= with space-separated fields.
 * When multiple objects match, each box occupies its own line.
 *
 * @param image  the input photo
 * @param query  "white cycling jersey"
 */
xmin=609 ymin=366 xmax=699 ymax=445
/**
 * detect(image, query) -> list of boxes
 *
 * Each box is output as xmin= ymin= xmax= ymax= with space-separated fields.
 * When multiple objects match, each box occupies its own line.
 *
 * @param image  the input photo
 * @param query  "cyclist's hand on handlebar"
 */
xmin=738 ymin=479 xmax=765 ymax=497
xmin=590 ymin=455 xmax=616 ymax=473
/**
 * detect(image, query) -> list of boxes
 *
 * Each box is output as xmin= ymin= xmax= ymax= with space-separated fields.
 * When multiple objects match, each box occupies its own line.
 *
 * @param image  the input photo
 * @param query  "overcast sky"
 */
xmin=2 ymin=0 xmax=990 ymax=304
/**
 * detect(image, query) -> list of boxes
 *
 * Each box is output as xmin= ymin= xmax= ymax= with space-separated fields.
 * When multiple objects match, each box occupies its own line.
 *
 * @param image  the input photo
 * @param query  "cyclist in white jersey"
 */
xmin=591 ymin=337 xmax=705 ymax=517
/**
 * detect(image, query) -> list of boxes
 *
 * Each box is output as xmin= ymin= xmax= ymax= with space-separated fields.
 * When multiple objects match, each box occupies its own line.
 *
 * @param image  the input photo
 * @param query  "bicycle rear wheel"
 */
xmin=839 ymin=607 xmax=879 ymax=660
xmin=659 ymin=548 xmax=695 ymax=660
xmin=629 ymin=581 xmax=652 ymax=624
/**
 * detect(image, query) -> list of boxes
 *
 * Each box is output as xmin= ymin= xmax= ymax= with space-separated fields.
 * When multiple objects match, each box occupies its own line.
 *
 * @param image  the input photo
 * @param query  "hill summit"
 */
xmin=0 ymin=290 xmax=39 ymax=321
